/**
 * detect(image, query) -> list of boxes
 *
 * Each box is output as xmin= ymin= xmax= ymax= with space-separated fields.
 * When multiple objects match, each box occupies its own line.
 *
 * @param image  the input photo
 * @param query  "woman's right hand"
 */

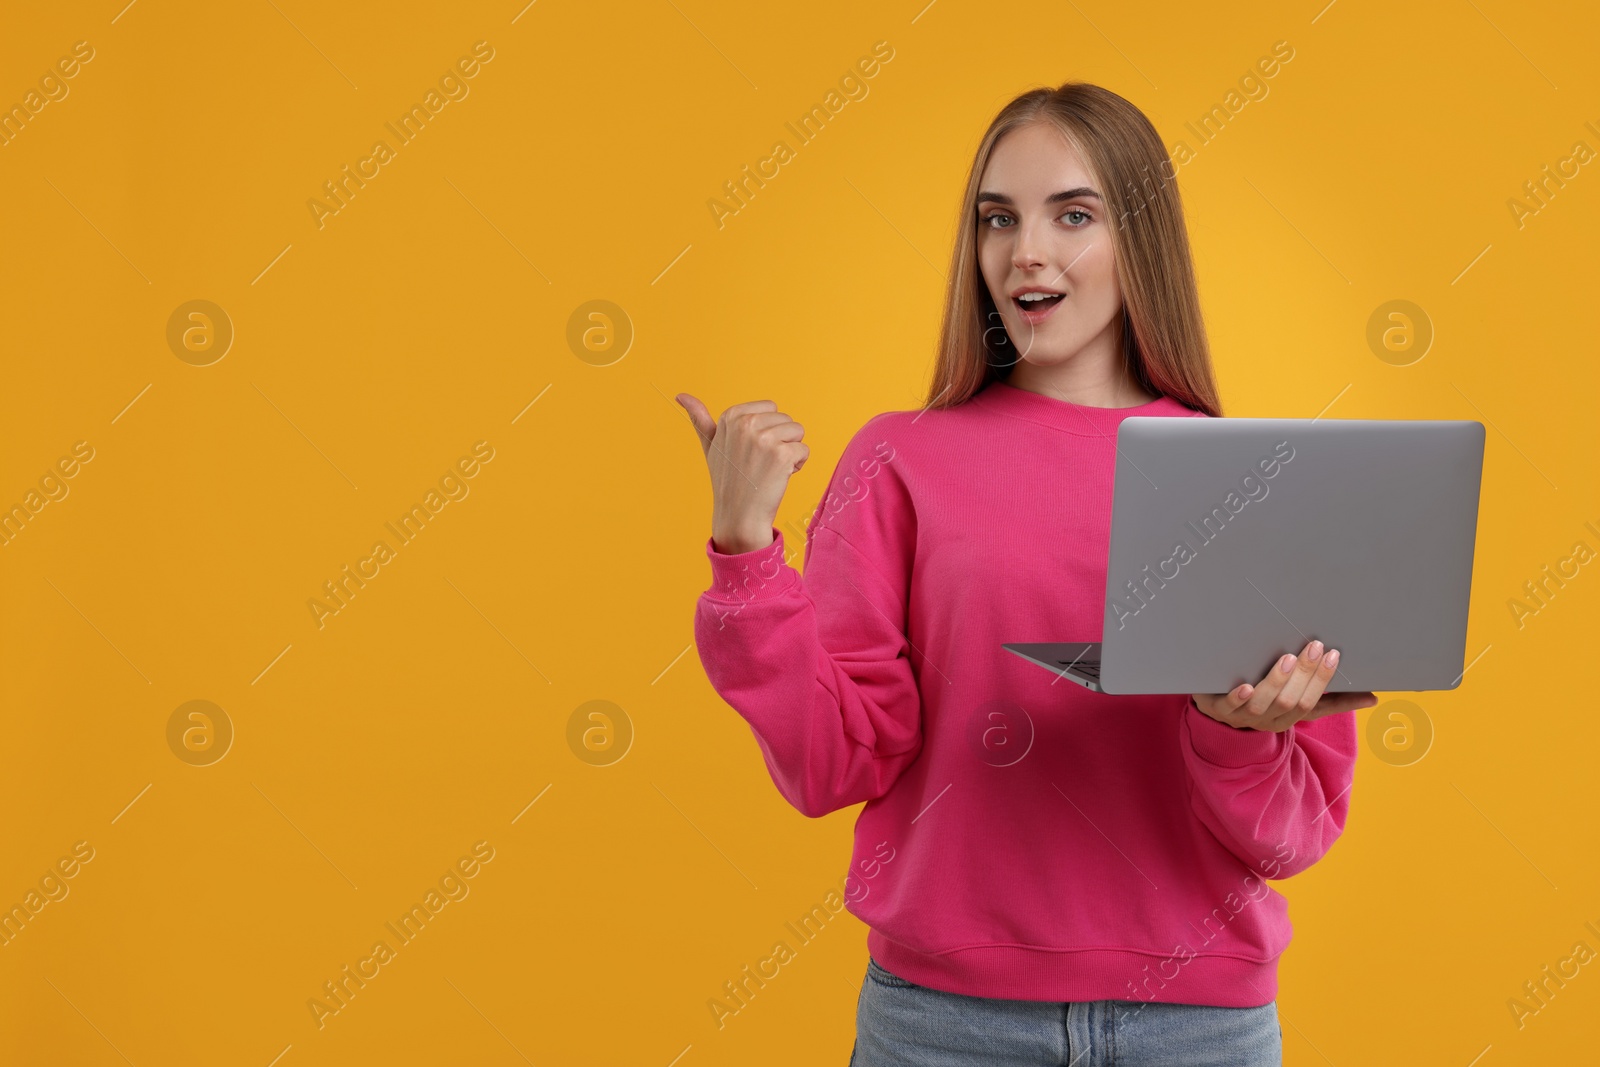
xmin=677 ymin=394 xmax=809 ymax=555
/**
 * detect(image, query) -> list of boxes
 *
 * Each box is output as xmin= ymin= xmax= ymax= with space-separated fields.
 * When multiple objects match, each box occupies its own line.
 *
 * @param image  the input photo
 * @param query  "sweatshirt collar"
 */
xmin=973 ymin=379 xmax=1187 ymax=437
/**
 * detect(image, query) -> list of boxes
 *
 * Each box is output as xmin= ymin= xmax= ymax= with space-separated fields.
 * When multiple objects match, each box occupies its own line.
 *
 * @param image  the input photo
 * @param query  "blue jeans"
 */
xmin=851 ymin=956 xmax=1283 ymax=1066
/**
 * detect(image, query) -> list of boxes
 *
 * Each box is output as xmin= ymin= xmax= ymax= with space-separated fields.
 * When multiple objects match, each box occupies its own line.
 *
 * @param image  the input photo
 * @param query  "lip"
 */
xmin=1010 ymin=287 xmax=1067 ymax=326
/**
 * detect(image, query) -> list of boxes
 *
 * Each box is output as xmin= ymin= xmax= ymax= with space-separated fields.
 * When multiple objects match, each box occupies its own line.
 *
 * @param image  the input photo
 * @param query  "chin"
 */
xmin=1018 ymin=348 xmax=1079 ymax=366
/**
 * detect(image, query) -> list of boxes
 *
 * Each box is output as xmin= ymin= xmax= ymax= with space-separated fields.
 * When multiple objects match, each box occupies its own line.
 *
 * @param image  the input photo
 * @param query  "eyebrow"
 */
xmin=976 ymin=187 xmax=1102 ymax=206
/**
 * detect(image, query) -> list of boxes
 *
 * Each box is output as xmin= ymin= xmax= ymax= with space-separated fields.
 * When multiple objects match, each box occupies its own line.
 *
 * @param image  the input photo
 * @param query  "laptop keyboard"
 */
xmin=1057 ymin=658 xmax=1101 ymax=677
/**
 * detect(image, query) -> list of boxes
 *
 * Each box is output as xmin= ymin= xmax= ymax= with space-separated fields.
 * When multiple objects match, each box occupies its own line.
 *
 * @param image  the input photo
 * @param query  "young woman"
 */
xmin=677 ymin=82 xmax=1377 ymax=1067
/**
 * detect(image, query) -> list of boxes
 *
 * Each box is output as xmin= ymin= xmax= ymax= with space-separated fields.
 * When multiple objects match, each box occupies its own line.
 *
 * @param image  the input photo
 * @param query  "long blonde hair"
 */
xmin=925 ymin=82 xmax=1222 ymax=417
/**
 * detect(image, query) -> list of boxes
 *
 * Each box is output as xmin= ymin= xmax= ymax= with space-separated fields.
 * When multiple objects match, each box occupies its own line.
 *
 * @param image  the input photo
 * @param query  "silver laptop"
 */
xmin=1004 ymin=416 xmax=1485 ymax=694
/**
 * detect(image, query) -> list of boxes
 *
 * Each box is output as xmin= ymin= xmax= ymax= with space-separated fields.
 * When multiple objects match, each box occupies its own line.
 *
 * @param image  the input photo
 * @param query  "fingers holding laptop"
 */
xmin=1192 ymin=639 xmax=1378 ymax=733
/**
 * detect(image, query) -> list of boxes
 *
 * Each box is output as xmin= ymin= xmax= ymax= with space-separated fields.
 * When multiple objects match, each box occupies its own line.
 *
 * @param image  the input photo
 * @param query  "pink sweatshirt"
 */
xmin=692 ymin=379 xmax=1357 ymax=1007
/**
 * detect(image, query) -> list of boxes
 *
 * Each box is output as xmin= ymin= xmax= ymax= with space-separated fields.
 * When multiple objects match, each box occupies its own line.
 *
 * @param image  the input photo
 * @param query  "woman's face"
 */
xmin=975 ymin=122 xmax=1122 ymax=369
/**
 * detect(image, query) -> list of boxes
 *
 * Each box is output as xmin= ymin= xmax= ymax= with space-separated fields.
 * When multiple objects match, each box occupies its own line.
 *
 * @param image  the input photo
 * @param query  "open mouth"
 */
xmin=1013 ymin=293 xmax=1066 ymax=320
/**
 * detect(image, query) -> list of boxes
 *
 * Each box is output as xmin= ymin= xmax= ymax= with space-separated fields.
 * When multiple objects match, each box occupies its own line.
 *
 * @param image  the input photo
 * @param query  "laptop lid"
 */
xmin=1097 ymin=416 xmax=1485 ymax=695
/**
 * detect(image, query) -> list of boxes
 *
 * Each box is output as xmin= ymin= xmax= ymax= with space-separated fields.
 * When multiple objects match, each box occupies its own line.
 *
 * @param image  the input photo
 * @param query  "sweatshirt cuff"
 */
xmin=703 ymin=528 xmax=796 ymax=604
xmin=1184 ymin=696 xmax=1291 ymax=767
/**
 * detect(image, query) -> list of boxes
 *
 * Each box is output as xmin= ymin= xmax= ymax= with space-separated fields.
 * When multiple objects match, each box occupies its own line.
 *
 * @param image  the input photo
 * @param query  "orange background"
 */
xmin=1 ymin=1 xmax=1596 ymax=1063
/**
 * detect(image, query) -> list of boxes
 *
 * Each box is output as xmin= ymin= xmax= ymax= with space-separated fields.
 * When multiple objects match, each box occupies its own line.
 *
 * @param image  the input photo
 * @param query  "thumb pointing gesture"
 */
xmin=676 ymin=392 xmax=718 ymax=456
xmin=676 ymin=393 xmax=809 ymax=555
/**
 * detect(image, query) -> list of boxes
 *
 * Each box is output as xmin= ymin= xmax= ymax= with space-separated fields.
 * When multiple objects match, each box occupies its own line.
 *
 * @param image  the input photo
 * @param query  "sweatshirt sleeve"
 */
xmin=1179 ymin=696 xmax=1357 ymax=878
xmin=692 ymin=418 xmax=923 ymax=819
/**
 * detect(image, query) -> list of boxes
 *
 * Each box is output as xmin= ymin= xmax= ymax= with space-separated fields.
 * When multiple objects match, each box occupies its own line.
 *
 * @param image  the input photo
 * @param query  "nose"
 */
xmin=1011 ymin=216 xmax=1047 ymax=272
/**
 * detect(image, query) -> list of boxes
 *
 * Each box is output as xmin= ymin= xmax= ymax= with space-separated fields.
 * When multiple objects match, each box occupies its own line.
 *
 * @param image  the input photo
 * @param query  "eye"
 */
xmin=979 ymin=208 xmax=1093 ymax=229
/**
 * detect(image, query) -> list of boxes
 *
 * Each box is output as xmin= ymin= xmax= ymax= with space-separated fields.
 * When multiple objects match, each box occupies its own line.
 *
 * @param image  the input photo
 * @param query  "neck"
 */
xmin=1000 ymin=310 xmax=1158 ymax=407
xmin=1003 ymin=360 xmax=1158 ymax=409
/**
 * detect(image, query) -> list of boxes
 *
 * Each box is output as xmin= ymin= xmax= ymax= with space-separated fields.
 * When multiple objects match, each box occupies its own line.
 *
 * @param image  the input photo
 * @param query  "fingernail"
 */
xmin=1308 ymin=640 xmax=1323 ymax=662
xmin=1279 ymin=654 xmax=1296 ymax=673
xmin=1238 ymin=685 xmax=1253 ymax=699
xmin=1325 ymin=649 xmax=1340 ymax=668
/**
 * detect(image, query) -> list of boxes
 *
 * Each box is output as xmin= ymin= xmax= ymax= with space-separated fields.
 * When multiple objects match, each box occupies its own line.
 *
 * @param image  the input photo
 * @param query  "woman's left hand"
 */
xmin=1191 ymin=639 xmax=1378 ymax=733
